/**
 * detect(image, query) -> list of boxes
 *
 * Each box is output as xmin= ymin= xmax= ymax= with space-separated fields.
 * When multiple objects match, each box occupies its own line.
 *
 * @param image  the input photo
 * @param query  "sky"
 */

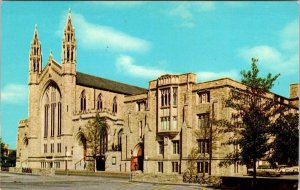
xmin=1 ymin=1 xmax=299 ymax=149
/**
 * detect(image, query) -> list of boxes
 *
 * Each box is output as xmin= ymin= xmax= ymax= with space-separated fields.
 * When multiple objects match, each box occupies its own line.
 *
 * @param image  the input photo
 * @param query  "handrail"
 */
xmin=74 ymin=158 xmax=85 ymax=170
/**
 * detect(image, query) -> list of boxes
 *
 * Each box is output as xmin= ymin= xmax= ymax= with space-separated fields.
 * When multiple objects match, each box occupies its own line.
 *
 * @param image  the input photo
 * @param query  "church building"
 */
xmin=16 ymin=10 xmax=299 ymax=176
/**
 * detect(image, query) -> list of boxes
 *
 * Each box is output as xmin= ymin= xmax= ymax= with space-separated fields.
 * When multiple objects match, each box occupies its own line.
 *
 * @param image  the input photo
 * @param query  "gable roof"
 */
xmin=76 ymin=72 xmax=147 ymax=95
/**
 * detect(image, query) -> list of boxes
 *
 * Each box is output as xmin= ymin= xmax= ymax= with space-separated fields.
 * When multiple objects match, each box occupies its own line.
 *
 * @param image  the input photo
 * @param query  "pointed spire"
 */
xmin=32 ymin=24 xmax=39 ymax=44
xmin=49 ymin=49 xmax=53 ymax=62
xmin=65 ymin=8 xmax=73 ymax=31
xmin=68 ymin=8 xmax=71 ymax=18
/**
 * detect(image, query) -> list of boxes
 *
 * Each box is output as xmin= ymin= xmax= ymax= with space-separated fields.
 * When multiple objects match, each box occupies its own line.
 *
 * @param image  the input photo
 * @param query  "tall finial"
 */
xmin=32 ymin=24 xmax=39 ymax=42
xmin=68 ymin=8 xmax=71 ymax=18
xmin=49 ymin=49 xmax=53 ymax=61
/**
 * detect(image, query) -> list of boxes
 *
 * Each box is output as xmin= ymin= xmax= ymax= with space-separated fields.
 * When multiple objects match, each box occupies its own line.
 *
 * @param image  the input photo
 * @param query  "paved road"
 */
xmin=0 ymin=173 xmax=218 ymax=190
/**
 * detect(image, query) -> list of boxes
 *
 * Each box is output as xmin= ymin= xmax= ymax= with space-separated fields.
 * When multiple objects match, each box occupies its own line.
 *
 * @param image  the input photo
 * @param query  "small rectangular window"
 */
xmin=198 ymin=92 xmax=210 ymax=104
xmin=197 ymin=114 xmax=209 ymax=129
xmin=173 ymin=87 xmax=178 ymax=106
xmin=197 ymin=161 xmax=209 ymax=173
xmin=158 ymin=141 xmax=164 ymax=155
xmin=173 ymin=141 xmax=179 ymax=154
xmin=197 ymin=139 xmax=209 ymax=154
xmin=158 ymin=162 xmax=163 ymax=173
xmin=172 ymin=162 xmax=179 ymax=173
xmin=112 ymin=156 xmax=116 ymax=165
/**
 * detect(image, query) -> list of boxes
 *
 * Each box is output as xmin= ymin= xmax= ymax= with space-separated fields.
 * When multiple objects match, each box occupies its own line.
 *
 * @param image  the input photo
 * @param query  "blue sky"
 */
xmin=1 ymin=2 xmax=299 ymax=149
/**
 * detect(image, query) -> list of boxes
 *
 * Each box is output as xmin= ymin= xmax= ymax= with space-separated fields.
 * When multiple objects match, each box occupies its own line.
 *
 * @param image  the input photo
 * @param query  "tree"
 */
xmin=76 ymin=113 xmax=107 ymax=171
xmin=0 ymin=139 xmax=16 ymax=167
xmin=0 ymin=139 xmax=8 ymax=167
xmin=270 ymin=113 xmax=299 ymax=166
xmin=217 ymin=58 xmax=285 ymax=186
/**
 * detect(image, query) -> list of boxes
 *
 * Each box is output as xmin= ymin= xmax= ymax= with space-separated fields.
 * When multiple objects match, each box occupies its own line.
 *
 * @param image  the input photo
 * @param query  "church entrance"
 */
xmin=96 ymin=155 xmax=105 ymax=171
xmin=131 ymin=143 xmax=144 ymax=171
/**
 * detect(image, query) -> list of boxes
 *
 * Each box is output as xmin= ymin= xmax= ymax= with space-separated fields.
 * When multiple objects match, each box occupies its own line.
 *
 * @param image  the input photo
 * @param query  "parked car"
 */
xmin=248 ymin=165 xmax=280 ymax=177
xmin=277 ymin=165 xmax=289 ymax=175
xmin=277 ymin=165 xmax=299 ymax=175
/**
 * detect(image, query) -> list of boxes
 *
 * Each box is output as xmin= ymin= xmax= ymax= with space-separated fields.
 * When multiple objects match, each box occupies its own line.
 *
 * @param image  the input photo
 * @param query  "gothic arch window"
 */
xmin=100 ymin=128 xmax=108 ymax=155
xmin=44 ymin=93 xmax=49 ymax=138
xmin=80 ymin=90 xmax=86 ymax=112
xmin=42 ymin=82 xmax=61 ymax=139
xmin=97 ymin=94 xmax=103 ymax=111
xmin=112 ymin=97 xmax=117 ymax=114
xmin=118 ymin=129 xmax=123 ymax=151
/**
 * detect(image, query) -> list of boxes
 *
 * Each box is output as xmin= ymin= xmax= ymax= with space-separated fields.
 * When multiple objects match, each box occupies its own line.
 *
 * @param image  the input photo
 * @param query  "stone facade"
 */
xmin=16 ymin=10 xmax=299 ymax=177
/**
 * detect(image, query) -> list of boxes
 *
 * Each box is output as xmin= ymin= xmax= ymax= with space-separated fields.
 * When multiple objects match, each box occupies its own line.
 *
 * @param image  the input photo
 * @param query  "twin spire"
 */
xmin=29 ymin=9 xmax=76 ymax=74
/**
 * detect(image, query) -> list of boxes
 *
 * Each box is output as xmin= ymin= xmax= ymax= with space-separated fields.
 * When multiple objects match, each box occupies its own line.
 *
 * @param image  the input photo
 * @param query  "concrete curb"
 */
xmin=130 ymin=180 xmax=216 ymax=188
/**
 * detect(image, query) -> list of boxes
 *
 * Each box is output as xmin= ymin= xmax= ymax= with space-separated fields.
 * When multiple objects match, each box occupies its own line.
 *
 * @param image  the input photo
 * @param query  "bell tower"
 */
xmin=62 ymin=8 xmax=76 ymax=75
xmin=29 ymin=24 xmax=42 ymax=84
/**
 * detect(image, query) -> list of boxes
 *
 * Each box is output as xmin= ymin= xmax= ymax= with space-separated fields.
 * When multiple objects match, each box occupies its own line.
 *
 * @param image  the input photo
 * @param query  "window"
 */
xmin=198 ymin=92 xmax=210 ymax=104
xmin=44 ymin=144 xmax=47 ymax=153
xmin=55 ymin=162 xmax=60 ymax=168
xmin=112 ymin=97 xmax=117 ymax=114
xmin=139 ymin=121 xmax=143 ymax=138
xmin=198 ymin=139 xmax=209 ymax=154
xmin=97 ymin=94 xmax=103 ymax=111
xmin=197 ymin=162 xmax=209 ymax=173
xmin=158 ymin=141 xmax=164 ymax=155
xmin=50 ymin=143 xmax=54 ymax=153
xmin=112 ymin=156 xmax=116 ymax=165
xmin=57 ymin=102 xmax=62 ymax=136
xmin=173 ymin=141 xmax=179 ymax=154
xmin=50 ymin=103 xmax=56 ymax=137
xmin=44 ymin=103 xmax=49 ymax=138
xmin=100 ymin=128 xmax=108 ymax=155
xmin=197 ymin=114 xmax=209 ymax=129
xmin=57 ymin=143 xmax=61 ymax=153
xmin=160 ymin=117 xmax=170 ymax=130
xmin=137 ymin=101 xmax=145 ymax=111
xmin=80 ymin=90 xmax=86 ymax=111
xmin=158 ymin=162 xmax=163 ymax=173
xmin=117 ymin=130 xmax=123 ymax=151
xmin=172 ymin=162 xmax=179 ymax=173
xmin=173 ymin=87 xmax=178 ymax=106
xmin=161 ymin=88 xmax=170 ymax=107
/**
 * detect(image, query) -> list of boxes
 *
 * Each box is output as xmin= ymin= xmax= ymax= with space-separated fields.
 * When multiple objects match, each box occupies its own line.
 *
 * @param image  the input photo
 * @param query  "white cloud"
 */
xmin=239 ymin=46 xmax=282 ymax=65
xmin=195 ymin=2 xmax=216 ymax=12
xmin=239 ymin=45 xmax=298 ymax=74
xmin=116 ymin=55 xmax=169 ymax=79
xmin=238 ymin=19 xmax=299 ymax=75
xmin=197 ymin=70 xmax=239 ymax=81
xmin=169 ymin=3 xmax=193 ymax=20
xmin=1 ymin=84 xmax=28 ymax=105
xmin=280 ymin=19 xmax=299 ymax=51
xmin=167 ymin=2 xmax=215 ymax=28
xmin=57 ymin=12 xmax=150 ymax=53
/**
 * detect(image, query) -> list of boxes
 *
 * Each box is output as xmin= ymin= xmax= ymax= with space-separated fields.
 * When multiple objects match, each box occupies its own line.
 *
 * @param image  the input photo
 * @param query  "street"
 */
xmin=0 ymin=173 xmax=219 ymax=190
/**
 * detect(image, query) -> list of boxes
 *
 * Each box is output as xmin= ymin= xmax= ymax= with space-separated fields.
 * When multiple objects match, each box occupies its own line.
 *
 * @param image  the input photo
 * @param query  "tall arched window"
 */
xmin=118 ymin=129 xmax=123 ymax=151
xmin=80 ymin=90 xmax=86 ymax=112
xmin=97 ymin=94 xmax=103 ymax=111
xmin=112 ymin=97 xmax=117 ymax=114
xmin=44 ymin=93 xmax=49 ymax=138
xmin=42 ymin=83 xmax=61 ymax=138
xmin=100 ymin=128 xmax=108 ymax=155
